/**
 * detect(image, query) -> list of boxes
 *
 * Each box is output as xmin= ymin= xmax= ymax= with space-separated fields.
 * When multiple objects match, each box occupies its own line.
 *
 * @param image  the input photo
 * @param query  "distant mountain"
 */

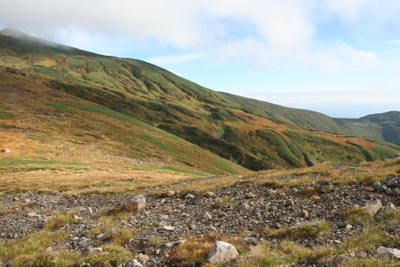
xmin=361 ymin=112 xmax=400 ymax=145
xmin=0 ymin=29 xmax=399 ymax=171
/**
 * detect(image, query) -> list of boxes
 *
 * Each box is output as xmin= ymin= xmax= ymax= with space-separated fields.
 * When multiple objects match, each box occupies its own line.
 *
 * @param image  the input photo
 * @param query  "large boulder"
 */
xmin=377 ymin=246 xmax=400 ymax=259
xmin=207 ymin=241 xmax=239 ymax=263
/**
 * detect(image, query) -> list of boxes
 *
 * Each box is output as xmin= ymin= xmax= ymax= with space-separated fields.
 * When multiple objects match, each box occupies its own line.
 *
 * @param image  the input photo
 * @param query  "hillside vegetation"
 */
xmin=0 ymin=29 xmax=399 ymax=171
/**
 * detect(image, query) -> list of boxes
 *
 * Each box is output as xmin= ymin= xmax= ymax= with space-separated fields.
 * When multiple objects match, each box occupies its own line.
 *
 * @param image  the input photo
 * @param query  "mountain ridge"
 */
xmin=0 ymin=29 xmax=399 ymax=171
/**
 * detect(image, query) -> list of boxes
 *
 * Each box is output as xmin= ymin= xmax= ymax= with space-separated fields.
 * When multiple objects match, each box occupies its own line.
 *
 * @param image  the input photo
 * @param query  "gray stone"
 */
xmin=377 ymin=246 xmax=400 ymax=259
xmin=125 ymin=195 xmax=146 ymax=212
xmin=205 ymin=191 xmax=216 ymax=197
xmin=185 ymin=193 xmax=196 ymax=199
xmin=358 ymin=251 xmax=368 ymax=258
xmin=317 ymin=181 xmax=333 ymax=193
xmin=89 ymin=247 xmax=103 ymax=254
xmin=363 ymin=199 xmax=382 ymax=216
xmin=136 ymin=254 xmax=150 ymax=263
xmin=203 ymin=212 xmax=212 ymax=221
xmin=207 ymin=241 xmax=239 ymax=263
xmin=120 ymin=259 xmax=144 ymax=267
xmin=245 ymin=192 xmax=256 ymax=199
xmin=27 ymin=212 xmax=39 ymax=218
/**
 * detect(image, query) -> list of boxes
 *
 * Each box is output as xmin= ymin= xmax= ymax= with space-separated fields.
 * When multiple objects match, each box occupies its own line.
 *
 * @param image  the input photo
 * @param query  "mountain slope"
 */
xmin=0 ymin=29 xmax=399 ymax=170
xmin=343 ymin=111 xmax=400 ymax=145
xmin=0 ymin=71 xmax=247 ymax=177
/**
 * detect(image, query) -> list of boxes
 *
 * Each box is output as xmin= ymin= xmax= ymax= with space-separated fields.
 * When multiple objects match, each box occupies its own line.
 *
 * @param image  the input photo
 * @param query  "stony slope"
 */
xmin=0 ymin=29 xmax=398 ymax=170
xmin=1 ymin=159 xmax=399 ymax=266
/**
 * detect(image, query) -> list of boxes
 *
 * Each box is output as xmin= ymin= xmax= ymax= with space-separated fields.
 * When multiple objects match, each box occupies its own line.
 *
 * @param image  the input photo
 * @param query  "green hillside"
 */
xmin=361 ymin=112 xmax=400 ymax=145
xmin=0 ymin=29 xmax=399 ymax=171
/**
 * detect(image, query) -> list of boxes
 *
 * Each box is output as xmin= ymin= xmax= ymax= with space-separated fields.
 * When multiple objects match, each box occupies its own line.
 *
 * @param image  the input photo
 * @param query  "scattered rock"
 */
xmin=125 ymin=195 xmax=146 ymax=212
xmin=244 ymin=237 xmax=258 ymax=245
xmin=311 ymin=194 xmax=321 ymax=201
xmin=377 ymin=246 xmax=400 ymax=259
xmin=207 ymin=241 xmax=239 ymax=263
xmin=205 ymin=191 xmax=216 ymax=198
xmin=88 ymin=247 xmax=103 ymax=254
xmin=165 ymin=191 xmax=175 ymax=197
xmin=245 ymin=192 xmax=256 ymax=199
xmin=358 ymin=251 xmax=368 ymax=258
xmin=1 ymin=148 xmax=10 ymax=153
xmin=302 ymin=209 xmax=309 ymax=218
xmin=363 ymin=199 xmax=382 ymax=216
xmin=184 ymin=193 xmax=195 ymax=199
xmin=27 ymin=212 xmax=39 ymax=218
xmin=317 ymin=181 xmax=334 ymax=194
xmin=136 ymin=253 xmax=150 ymax=263
xmin=203 ymin=212 xmax=212 ymax=221
xmin=285 ymin=199 xmax=295 ymax=207
xmin=239 ymin=203 xmax=251 ymax=211
xmin=120 ymin=259 xmax=144 ymax=267
xmin=74 ymin=214 xmax=83 ymax=220
xmin=345 ymin=224 xmax=353 ymax=230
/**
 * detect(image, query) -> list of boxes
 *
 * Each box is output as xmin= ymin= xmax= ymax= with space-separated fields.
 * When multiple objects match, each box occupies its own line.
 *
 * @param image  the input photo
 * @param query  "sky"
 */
xmin=0 ymin=0 xmax=399 ymax=118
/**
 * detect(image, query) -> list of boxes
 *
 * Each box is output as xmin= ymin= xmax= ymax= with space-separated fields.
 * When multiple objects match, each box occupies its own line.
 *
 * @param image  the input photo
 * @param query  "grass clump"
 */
xmin=0 ymin=111 xmax=14 ymax=119
xmin=0 ymin=231 xmax=67 ymax=264
xmin=237 ymin=240 xmax=335 ymax=267
xmin=45 ymin=210 xmax=77 ymax=230
xmin=167 ymin=233 xmax=245 ymax=267
xmin=264 ymin=220 xmax=331 ymax=241
xmin=342 ymin=206 xmax=372 ymax=225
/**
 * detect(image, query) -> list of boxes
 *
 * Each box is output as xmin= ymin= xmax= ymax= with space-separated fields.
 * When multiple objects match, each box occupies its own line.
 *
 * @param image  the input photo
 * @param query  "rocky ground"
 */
xmin=1 ymin=166 xmax=400 ymax=266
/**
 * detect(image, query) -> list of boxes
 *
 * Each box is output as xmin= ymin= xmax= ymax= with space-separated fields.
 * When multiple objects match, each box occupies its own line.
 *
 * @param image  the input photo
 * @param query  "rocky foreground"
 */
xmin=1 ymin=165 xmax=400 ymax=266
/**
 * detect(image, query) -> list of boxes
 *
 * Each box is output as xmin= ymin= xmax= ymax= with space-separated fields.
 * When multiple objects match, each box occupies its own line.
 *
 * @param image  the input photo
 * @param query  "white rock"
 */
xmin=1 ymin=148 xmax=10 ymax=153
xmin=136 ymin=254 xmax=150 ymax=263
xmin=364 ymin=199 xmax=383 ymax=216
xmin=165 ymin=190 xmax=175 ymax=197
xmin=185 ymin=193 xmax=195 ymax=199
xmin=74 ymin=214 xmax=83 ymax=220
xmin=207 ymin=241 xmax=239 ymax=263
xmin=163 ymin=225 xmax=175 ymax=231
xmin=345 ymin=224 xmax=353 ymax=230
xmin=203 ymin=212 xmax=212 ymax=221
xmin=205 ymin=191 xmax=216 ymax=197
xmin=377 ymin=246 xmax=400 ymax=259
xmin=89 ymin=247 xmax=103 ymax=254
xmin=27 ymin=212 xmax=39 ymax=218
xmin=120 ymin=259 xmax=144 ymax=267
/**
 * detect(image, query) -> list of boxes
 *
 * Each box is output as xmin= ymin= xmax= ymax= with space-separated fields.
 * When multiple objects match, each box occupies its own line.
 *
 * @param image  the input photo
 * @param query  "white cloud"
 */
xmin=388 ymin=40 xmax=400 ymax=45
xmin=308 ymin=41 xmax=380 ymax=71
xmin=0 ymin=0 xmax=315 ymax=51
xmin=147 ymin=53 xmax=206 ymax=65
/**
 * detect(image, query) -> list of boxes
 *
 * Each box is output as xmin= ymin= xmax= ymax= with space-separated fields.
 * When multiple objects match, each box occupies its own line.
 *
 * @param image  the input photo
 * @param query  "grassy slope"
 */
xmin=0 ymin=72 xmax=246 ymax=185
xmin=0 ymin=29 xmax=399 ymax=171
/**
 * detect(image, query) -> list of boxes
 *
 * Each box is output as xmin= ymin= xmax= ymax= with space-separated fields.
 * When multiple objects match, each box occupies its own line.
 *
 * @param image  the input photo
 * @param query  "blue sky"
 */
xmin=0 ymin=0 xmax=399 ymax=118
